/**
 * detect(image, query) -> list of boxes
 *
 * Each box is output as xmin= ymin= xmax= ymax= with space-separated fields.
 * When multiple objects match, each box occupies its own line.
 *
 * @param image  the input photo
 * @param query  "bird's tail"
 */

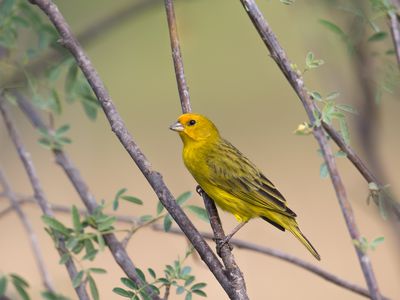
xmin=287 ymin=223 xmax=320 ymax=261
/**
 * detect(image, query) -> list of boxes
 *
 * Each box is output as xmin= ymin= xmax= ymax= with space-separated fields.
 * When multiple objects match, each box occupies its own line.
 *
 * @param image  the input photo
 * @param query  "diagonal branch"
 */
xmin=163 ymin=0 xmax=248 ymax=299
xmin=0 ymin=169 xmax=55 ymax=293
xmin=388 ymin=10 xmax=400 ymax=69
xmin=0 ymin=99 xmax=90 ymax=300
xmin=24 ymin=1 xmax=235 ymax=297
xmin=238 ymin=1 xmax=382 ymax=299
xmin=0 ymin=198 xmax=391 ymax=300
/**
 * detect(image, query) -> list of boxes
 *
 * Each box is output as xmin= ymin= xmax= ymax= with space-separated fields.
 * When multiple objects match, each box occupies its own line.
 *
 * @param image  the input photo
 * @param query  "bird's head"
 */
xmin=169 ymin=113 xmax=220 ymax=145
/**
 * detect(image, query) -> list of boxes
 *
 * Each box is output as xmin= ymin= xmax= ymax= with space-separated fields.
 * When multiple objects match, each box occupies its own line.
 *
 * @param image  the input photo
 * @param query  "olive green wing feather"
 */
xmin=205 ymin=139 xmax=296 ymax=217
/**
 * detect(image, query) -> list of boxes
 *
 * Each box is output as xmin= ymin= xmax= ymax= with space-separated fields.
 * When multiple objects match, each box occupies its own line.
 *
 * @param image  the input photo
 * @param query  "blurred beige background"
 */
xmin=1 ymin=0 xmax=399 ymax=299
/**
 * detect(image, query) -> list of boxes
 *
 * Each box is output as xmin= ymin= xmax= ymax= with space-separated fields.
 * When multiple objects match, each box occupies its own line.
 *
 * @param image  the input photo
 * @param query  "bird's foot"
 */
xmin=214 ymin=236 xmax=233 ymax=257
xmin=196 ymin=185 xmax=204 ymax=196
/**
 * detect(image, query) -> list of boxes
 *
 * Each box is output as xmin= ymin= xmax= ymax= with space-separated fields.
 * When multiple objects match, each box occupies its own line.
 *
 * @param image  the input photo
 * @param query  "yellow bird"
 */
xmin=170 ymin=113 xmax=320 ymax=260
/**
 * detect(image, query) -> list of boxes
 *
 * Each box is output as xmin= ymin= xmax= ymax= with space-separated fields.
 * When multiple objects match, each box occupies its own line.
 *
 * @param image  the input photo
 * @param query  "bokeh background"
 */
xmin=1 ymin=0 xmax=399 ymax=299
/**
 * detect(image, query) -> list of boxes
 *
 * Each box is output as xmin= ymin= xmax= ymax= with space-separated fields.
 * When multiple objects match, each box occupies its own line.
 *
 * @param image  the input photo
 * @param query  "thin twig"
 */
xmin=388 ymin=11 xmax=400 ymax=69
xmin=0 ymin=170 xmax=55 ymax=293
xmin=322 ymin=122 xmax=400 ymax=219
xmin=201 ymin=192 xmax=249 ymax=300
xmin=24 ymin=1 xmax=235 ymax=297
xmin=160 ymin=228 xmax=392 ymax=300
xmin=163 ymin=1 xmax=249 ymax=299
xmin=238 ymin=1 xmax=382 ymax=299
xmin=0 ymin=99 xmax=90 ymax=300
xmin=164 ymin=0 xmax=192 ymax=113
xmin=0 ymin=198 xmax=391 ymax=300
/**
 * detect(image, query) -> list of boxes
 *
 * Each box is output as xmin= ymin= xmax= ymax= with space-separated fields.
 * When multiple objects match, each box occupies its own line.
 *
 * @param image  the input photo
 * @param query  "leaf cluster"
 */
xmin=113 ymin=250 xmax=207 ymax=300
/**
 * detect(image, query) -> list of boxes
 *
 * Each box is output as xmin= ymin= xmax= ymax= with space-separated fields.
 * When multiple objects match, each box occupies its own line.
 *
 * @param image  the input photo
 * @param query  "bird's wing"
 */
xmin=205 ymin=139 xmax=296 ymax=217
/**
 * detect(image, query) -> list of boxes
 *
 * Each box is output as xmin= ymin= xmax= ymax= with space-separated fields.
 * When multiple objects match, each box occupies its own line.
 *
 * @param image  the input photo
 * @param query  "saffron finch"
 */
xmin=170 ymin=113 xmax=320 ymax=260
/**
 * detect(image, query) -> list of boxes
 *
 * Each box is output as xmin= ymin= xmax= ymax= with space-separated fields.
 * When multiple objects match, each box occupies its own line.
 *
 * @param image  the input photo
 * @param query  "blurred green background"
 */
xmin=1 ymin=0 xmax=399 ymax=299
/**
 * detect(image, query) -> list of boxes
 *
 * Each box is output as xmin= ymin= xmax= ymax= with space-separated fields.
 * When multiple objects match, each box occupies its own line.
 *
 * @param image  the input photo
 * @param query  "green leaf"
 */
xmin=306 ymin=51 xmax=314 ymax=67
xmin=148 ymin=268 xmax=156 ymax=279
xmin=309 ymin=91 xmax=322 ymax=101
xmin=66 ymin=237 xmax=79 ymax=250
xmin=156 ymin=201 xmax=164 ymax=215
xmin=97 ymin=216 xmax=116 ymax=232
xmin=192 ymin=289 xmax=207 ymax=297
xmin=335 ymin=150 xmax=347 ymax=158
xmin=10 ymin=274 xmax=29 ymax=289
xmin=184 ymin=276 xmax=195 ymax=287
xmin=71 ymin=206 xmax=81 ymax=232
xmin=149 ymin=284 xmax=160 ymax=295
xmin=112 ymin=287 xmax=133 ymax=297
xmin=82 ymin=249 xmax=98 ymax=261
xmin=0 ymin=276 xmax=7 ymax=296
xmin=176 ymin=191 xmax=192 ymax=205
xmin=191 ymin=283 xmax=206 ymax=290
xmin=180 ymin=266 xmax=191 ymax=277
xmin=121 ymin=277 xmax=137 ymax=290
xmin=0 ymin=0 xmax=15 ymax=16
xmin=72 ymin=271 xmax=84 ymax=288
xmin=59 ymin=253 xmax=70 ymax=265
xmin=319 ymin=19 xmax=346 ymax=36
xmin=115 ymin=188 xmax=127 ymax=200
xmin=113 ymin=188 xmax=127 ymax=211
xmin=326 ymin=91 xmax=340 ymax=100
xmin=14 ymin=284 xmax=30 ymax=300
xmin=339 ymin=118 xmax=350 ymax=145
xmin=139 ymin=215 xmax=153 ymax=222
xmin=305 ymin=51 xmax=324 ymax=69
xmin=378 ymin=192 xmax=388 ymax=220
xmin=322 ymin=101 xmax=335 ymax=124
xmin=80 ymin=93 xmax=98 ymax=120
xmin=176 ymin=286 xmax=185 ymax=295
xmin=57 ymin=137 xmax=72 ymax=145
xmin=163 ymin=214 xmax=173 ymax=232
xmin=95 ymin=233 xmax=105 ymax=251
xmin=49 ymin=89 xmax=62 ymax=115
xmin=55 ymin=124 xmax=70 ymax=136
xmin=41 ymin=291 xmax=70 ymax=300
xmin=88 ymin=268 xmax=107 ymax=274
xmin=65 ymin=63 xmax=78 ymax=99
xmin=135 ymin=268 xmax=146 ymax=282
xmin=186 ymin=205 xmax=209 ymax=222
xmin=368 ymin=31 xmax=387 ymax=42
xmin=319 ymin=163 xmax=329 ymax=179
xmin=42 ymin=216 xmax=70 ymax=235
xmin=336 ymin=104 xmax=358 ymax=115
xmin=87 ymin=275 xmax=99 ymax=300
xmin=370 ymin=236 xmax=385 ymax=250
xmin=280 ymin=0 xmax=295 ymax=4
xmin=185 ymin=292 xmax=192 ymax=300
xmin=121 ymin=195 xmax=143 ymax=205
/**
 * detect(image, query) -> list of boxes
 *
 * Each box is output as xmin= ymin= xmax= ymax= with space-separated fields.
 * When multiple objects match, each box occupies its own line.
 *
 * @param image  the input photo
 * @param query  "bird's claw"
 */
xmin=196 ymin=185 xmax=203 ymax=196
xmin=214 ymin=236 xmax=233 ymax=256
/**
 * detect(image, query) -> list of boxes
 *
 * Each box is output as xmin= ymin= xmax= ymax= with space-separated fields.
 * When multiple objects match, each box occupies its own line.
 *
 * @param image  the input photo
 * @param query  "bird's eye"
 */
xmin=188 ymin=119 xmax=196 ymax=126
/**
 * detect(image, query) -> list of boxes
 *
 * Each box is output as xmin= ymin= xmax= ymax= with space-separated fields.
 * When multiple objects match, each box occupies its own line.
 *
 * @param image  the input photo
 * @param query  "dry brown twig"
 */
xmin=163 ymin=0 xmax=248 ymax=299
xmin=238 ymin=0 xmax=382 ymax=299
xmin=0 ymin=98 xmax=90 ymax=300
xmin=0 ymin=170 xmax=55 ymax=294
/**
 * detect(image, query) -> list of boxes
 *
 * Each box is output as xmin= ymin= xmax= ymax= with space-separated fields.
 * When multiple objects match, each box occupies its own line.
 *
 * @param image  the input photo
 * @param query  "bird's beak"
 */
xmin=169 ymin=121 xmax=184 ymax=132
